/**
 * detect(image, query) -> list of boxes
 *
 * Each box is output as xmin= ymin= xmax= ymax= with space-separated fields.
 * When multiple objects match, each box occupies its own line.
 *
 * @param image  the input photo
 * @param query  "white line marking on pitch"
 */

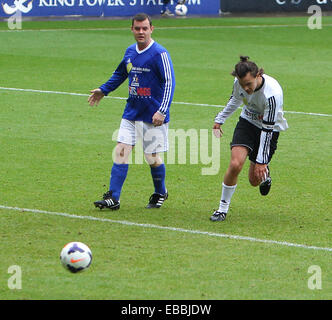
xmin=0 ymin=86 xmax=331 ymax=118
xmin=1 ymin=24 xmax=332 ymax=33
xmin=0 ymin=205 xmax=331 ymax=253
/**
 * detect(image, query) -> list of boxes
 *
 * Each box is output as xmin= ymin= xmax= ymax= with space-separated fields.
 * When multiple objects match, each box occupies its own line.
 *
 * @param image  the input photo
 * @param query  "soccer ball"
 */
xmin=60 ymin=242 xmax=92 ymax=273
xmin=175 ymin=4 xmax=188 ymax=16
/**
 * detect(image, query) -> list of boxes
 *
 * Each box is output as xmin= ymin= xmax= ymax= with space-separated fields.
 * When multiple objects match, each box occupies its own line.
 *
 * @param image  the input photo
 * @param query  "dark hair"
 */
xmin=231 ymin=56 xmax=264 ymax=78
xmin=132 ymin=13 xmax=152 ymax=27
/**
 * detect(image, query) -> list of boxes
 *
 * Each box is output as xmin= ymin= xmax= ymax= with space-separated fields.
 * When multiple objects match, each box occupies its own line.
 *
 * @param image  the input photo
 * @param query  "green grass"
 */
xmin=0 ymin=16 xmax=331 ymax=300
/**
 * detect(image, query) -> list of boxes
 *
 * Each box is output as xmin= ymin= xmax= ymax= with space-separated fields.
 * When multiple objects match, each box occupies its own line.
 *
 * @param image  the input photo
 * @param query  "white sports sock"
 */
xmin=218 ymin=183 xmax=237 ymax=213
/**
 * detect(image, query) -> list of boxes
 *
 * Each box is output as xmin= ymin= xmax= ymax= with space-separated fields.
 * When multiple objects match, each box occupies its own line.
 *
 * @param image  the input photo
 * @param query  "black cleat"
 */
xmin=94 ymin=191 xmax=120 ymax=210
xmin=210 ymin=210 xmax=227 ymax=222
xmin=259 ymin=176 xmax=272 ymax=196
xmin=259 ymin=165 xmax=272 ymax=196
xmin=146 ymin=191 xmax=168 ymax=209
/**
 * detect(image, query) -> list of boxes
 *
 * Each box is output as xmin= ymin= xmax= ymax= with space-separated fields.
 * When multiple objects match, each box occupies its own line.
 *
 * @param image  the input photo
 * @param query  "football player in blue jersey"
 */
xmin=88 ymin=13 xmax=175 ymax=211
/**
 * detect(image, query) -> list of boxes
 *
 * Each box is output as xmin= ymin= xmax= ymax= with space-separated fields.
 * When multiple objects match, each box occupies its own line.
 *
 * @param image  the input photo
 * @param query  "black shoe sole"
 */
xmin=210 ymin=211 xmax=227 ymax=221
xmin=210 ymin=215 xmax=227 ymax=222
xmin=146 ymin=204 xmax=161 ymax=209
xmin=94 ymin=202 xmax=120 ymax=210
xmin=146 ymin=192 xmax=168 ymax=209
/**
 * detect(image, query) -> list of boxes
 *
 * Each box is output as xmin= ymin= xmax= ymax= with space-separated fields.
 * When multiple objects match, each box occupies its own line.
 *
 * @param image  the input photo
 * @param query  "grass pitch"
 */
xmin=0 ymin=16 xmax=331 ymax=300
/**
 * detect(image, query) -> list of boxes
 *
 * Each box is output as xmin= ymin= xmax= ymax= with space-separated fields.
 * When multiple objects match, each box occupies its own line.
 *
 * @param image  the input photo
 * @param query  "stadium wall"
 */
xmin=0 ymin=0 xmax=219 ymax=17
xmin=220 ymin=0 xmax=332 ymax=13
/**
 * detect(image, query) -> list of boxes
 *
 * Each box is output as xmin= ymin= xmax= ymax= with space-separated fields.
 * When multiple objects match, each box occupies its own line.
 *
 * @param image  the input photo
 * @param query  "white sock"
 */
xmin=218 ymin=183 xmax=237 ymax=213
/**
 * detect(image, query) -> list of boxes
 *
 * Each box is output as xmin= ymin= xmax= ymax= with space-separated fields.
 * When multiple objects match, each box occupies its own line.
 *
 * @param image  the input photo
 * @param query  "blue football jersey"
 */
xmin=99 ymin=40 xmax=175 ymax=124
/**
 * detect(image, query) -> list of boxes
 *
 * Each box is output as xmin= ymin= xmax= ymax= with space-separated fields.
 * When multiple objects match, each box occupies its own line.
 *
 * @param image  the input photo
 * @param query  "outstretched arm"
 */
xmin=88 ymin=56 xmax=129 ymax=107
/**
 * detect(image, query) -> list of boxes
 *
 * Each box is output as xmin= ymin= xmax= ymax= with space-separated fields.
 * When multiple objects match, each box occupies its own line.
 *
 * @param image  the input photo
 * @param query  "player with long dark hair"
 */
xmin=210 ymin=56 xmax=288 ymax=222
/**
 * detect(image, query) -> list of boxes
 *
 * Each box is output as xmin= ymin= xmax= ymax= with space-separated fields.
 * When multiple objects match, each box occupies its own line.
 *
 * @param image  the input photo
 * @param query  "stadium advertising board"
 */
xmin=0 ymin=0 xmax=219 ymax=17
xmin=220 ymin=0 xmax=332 ymax=13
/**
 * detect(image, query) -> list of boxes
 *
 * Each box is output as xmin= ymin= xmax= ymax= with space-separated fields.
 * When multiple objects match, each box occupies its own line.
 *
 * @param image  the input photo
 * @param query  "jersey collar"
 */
xmin=136 ymin=39 xmax=155 ymax=54
xmin=254 ymin=75 xmax=265 ymax=92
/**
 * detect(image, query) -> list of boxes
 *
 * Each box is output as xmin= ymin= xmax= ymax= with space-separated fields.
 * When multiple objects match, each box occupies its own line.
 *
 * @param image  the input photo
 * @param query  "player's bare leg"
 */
xmin=249 ymin=161 xmax=261 ymax=187
xmin=223 ymin=146 xmax=249 ymax=186
xmin=248 ymin=161 xmax=272 ymax=196
xmin=249 ymin=161 xmax=271 ymax=195
xmin=115 ymin=142 xmax=134 ymax=164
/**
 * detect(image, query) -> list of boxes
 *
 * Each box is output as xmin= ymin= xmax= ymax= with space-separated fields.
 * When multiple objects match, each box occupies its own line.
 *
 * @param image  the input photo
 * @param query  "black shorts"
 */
xmin=230 ymin=117 xmax=279 ymax=163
